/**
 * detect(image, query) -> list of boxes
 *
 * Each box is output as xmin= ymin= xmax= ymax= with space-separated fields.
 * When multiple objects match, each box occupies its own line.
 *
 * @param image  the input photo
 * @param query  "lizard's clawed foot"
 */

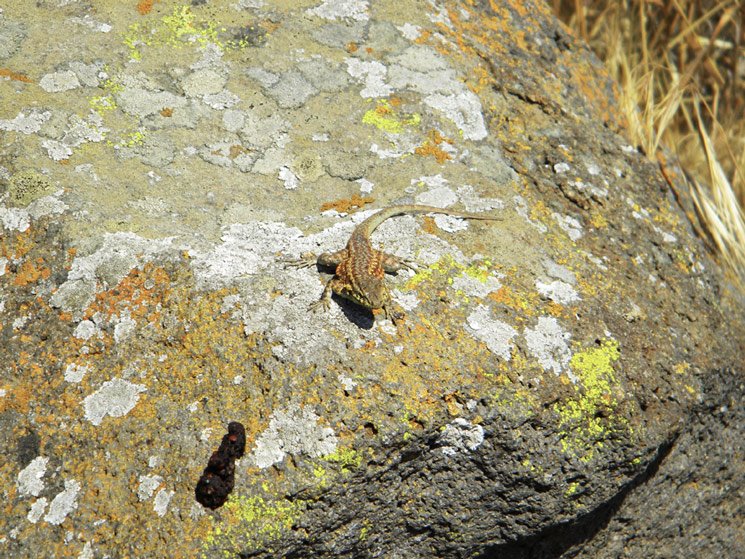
xmin=283 ymin=252 xmax=318 ymax=269
xmin=381 ymin=254 xmax=419 ymax=274
xmin=399 ymin=259 xmax=419 ymax=272
xmin=382 ymin=304 xmax=405 ymax=325
xmin=308 ymin=297 xmax=330 ymax=313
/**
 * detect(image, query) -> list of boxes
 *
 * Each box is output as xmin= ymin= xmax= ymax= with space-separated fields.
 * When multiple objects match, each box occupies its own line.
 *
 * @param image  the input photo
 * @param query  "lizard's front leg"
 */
xmin=284 ymin=252 xmax=318 ymax=269
xmin=316 ymin=248 xmax=348 ymax=268
xmin=308 ymin=277 xmax=335 ymax=313
xmin=284 ymin=248 xmax=348 ymax=270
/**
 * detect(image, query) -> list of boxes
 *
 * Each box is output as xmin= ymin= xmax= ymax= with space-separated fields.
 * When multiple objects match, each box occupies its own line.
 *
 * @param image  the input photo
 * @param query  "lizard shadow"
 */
xmin=331 ymin=294 xmax=376 ymax=330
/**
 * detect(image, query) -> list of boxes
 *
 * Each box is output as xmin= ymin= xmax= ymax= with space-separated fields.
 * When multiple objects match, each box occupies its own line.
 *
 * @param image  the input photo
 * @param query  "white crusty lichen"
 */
xmin=250 ymin=404 xmax=338 ymax=468
xmin=82 ymin=378 xmax=147 ymax=426
xmin=465 ymin=305 xmax=517 ymax=360
xmin=44 ymin=479 xmax=81 ymax=525
xmin=535 ymin=279 xmax=580 ymax=304
xmin=137 ymin=474 xmax=163 ymax=501
xmin=438 ymin=418 xmax=485 ymax=456
xmin=307 ymin=0 xmax=370 ymax=22
xmin=16 ymin=456 xmax=49 ymax=497
xmin=345 ymin=58 xmax=393 ymax=98
xmin=524 ymin=316 xmax=574 ymax=381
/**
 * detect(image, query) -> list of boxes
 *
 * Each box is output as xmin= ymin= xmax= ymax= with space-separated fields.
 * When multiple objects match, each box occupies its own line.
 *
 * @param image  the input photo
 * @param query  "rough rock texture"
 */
xmin=0 ymin=1 xmax=742 ymax=558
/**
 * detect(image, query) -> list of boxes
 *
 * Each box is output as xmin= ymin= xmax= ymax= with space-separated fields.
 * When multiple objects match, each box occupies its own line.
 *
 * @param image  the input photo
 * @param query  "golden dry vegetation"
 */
xmin=552 ymin=0 xmax=745 ymax=282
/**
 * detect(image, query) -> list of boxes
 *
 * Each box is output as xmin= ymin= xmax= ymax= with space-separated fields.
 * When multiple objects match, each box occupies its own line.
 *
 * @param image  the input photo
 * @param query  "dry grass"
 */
xmin=552 ymin=0 xmax=745 ymax=282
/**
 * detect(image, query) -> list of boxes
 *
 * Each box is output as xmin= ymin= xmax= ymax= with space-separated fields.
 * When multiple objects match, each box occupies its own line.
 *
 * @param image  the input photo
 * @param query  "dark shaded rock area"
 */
xmin=472 ymin=366 xmax=745 ymax=559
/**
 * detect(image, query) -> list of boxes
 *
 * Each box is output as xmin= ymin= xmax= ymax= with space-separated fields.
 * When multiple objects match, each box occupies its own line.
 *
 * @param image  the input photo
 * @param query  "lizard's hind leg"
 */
xmin=380 ymin=252 xmax=418 ymax=273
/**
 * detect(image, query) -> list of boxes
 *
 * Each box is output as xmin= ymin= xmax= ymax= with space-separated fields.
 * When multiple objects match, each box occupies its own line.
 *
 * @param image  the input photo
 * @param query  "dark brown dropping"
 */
xmin=195 ymin=421 xmax=246 ymax=510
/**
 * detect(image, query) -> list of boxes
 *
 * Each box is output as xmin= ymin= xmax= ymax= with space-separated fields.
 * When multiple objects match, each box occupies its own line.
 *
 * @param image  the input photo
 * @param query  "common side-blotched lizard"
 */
xmin=291 ymin=204 xmax=502 ymax=323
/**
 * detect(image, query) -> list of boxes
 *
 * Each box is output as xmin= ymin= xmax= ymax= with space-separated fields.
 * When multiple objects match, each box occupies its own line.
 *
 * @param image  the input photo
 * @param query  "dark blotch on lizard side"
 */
xmin=195 ymin=421 xmax=246 ymax=510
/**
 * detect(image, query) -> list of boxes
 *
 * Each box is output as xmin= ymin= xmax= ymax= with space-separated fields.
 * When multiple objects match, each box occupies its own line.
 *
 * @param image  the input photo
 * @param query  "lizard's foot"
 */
xmin=283 ymin=252 xmax=318 ymax=269
xmin=308 ymin=297 xmax=331 ymax=313
xmin=398 ymin=258 xmax=419 ymax=272
xmin=381 ymin=254 xmax=419 ymax=274
xmin=382 ymin=304 xmax=404 ymax=325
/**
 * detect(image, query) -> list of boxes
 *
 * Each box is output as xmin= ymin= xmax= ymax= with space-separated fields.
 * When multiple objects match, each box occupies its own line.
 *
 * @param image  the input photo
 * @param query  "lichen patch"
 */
xmin=82 ymin=378 xmax=147 ymax=426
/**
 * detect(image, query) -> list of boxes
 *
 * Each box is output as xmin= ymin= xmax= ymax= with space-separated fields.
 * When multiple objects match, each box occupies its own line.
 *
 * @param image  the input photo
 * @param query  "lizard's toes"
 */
xmin=401 ymin=259 xmax=419 ymax=272
xmin=308 ymin=298 xmax=330 ymax=313
xmin=383 ymin=304 xmax=404 ymax=325
xmin=283 ymin=252 xmax=318 ymax=269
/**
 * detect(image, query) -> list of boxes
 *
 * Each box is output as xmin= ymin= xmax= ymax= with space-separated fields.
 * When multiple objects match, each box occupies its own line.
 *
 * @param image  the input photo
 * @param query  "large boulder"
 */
xmin=1 ymin=1 xmax=742 ymax=558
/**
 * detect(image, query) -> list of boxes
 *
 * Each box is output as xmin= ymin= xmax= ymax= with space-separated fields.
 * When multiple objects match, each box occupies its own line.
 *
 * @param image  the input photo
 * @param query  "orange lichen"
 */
xmin=160 ymin=107 xmax=173 ymax=117
xmin=12 ymin=258 xmax=51 ymax=286
xmin=0 ymin=68 xmax=33 ymax=83
xmin=374 ymin=312 xmax=501 ymax=426
xmin=566 ymin=56 xmax=623 ymax=129
xmin=489 ymin=285 xmax=540 ymax=315
xmin=345 ymin=42 xmax=359 ymax=53
xmin=420 ymin=216 xmax=439 ymax=235
xmin=415 ymin=130 xmax=453 ymax=164
xmin=414 ymin=29 xmax=432 ymax=44
xmin=84 ymin=264 xmax=170 ymax=321
xmin=546 ymin=301 xmax=566 ymax=317
xmin=137 ymin=0 xmax=156 ymax=15
xmin=374 ymin=103 xmax=393 ymax=116
xmin=0 ymin=382 xmax=33 ymax=413
xmin=319 ymin=193 xmax=375 ymax=213
xmin=2 ymin=229 xmax=34 ymax=260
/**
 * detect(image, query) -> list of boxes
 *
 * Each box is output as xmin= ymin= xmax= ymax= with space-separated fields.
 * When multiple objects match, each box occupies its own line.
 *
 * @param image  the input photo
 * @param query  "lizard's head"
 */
xmin=349 ymin=278 xmax=390 ymax=310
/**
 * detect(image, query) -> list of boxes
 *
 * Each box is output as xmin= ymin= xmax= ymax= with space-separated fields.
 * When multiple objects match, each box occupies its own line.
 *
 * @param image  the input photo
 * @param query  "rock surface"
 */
xmin=0 ymin=1 xmax=742 ymax=558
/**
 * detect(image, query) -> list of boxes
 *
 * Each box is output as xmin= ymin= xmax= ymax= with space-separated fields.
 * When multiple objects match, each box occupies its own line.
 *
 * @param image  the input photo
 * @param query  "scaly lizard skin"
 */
xmin=293 ymin=205 xmax=502 ymax=323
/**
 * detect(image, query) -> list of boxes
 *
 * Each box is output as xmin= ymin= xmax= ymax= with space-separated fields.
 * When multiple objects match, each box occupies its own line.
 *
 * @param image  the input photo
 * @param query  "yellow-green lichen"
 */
xmin=324 ymin=447 xmax=362 ymax=474
xmin=464 ymin=260 xmax=493 ymax=281
xmin=205 ymin=495 xmax=305 ymax=555
xmin=106 ymin=130 xmax=147 ymax=149
xmin=362 ymin=100 xmax=420 ymax=134
xmin=554 ymin=339 xmax=628 ymax=462
xmin=89 ymin=76 xmax=124 ymax=115
xmin=122 ymin=23 xmax=147 ymax=61
xmin=406 ymin=257 xmax=497 ymax=297
xmin=89 ymin=94 xmax=118 ymax=114
xmin=405 ymin=254 xmax=462 ymax=290
xmin=313 ymin=464 xmax=327 ymax=479
xmin=124 ymin=5 xmax=222 ymax=61
xmin=564 ymin=481 xmax=580 ymax=497
xmin=359 ymin=520 xmax=372 ymax=541
xmin=161 ymin=5 xmax=199 ymax=40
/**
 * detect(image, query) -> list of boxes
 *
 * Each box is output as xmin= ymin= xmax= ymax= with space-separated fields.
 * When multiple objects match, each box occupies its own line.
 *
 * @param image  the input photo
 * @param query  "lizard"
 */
xmin=290 ymin=204 xmax=503 ymax=324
